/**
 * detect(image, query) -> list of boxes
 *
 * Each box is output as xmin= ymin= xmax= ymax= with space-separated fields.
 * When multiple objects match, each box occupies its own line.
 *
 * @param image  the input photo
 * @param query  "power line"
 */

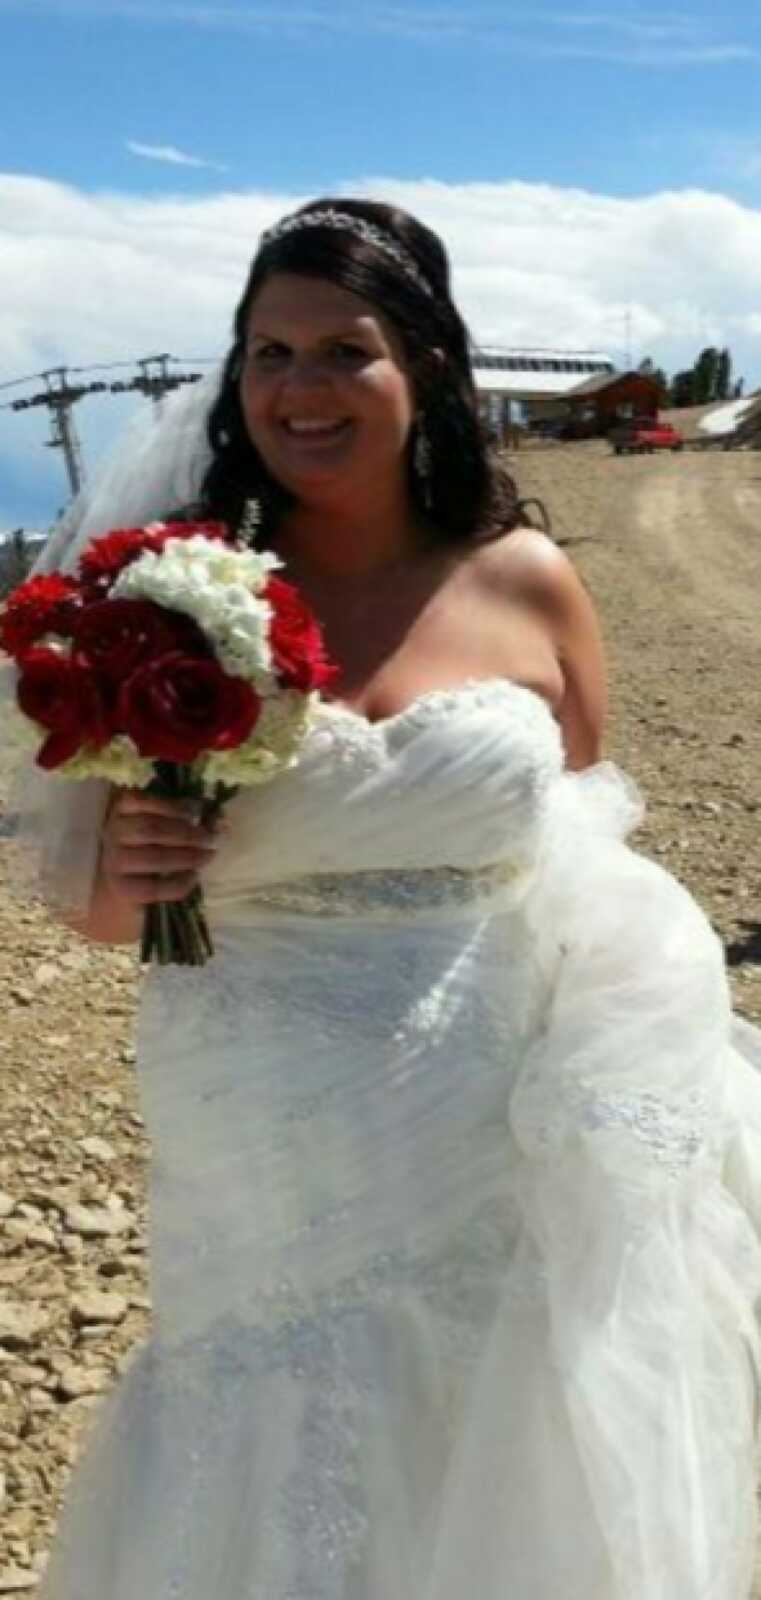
xmin=0 ymin=352 xmax=219 ymax=392
xmin=107 ymin=354 xmax=203 ymax=412
xmin=4 ymin=357 xmax=204 ymax=499
xmin=0 ymin=370 xmax=53 ymax=393
xmin=68 ymin=358 xmax=154 ymax=375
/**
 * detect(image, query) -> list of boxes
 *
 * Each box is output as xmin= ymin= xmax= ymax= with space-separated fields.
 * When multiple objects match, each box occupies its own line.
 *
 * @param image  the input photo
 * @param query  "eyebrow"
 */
xmin=247 ymin=321 xmax=376 ymax=342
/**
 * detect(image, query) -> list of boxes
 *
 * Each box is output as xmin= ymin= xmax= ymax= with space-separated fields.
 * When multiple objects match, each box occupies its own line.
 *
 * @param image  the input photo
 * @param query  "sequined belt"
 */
xmin=210 ymin=860 xmax=532 ymax=921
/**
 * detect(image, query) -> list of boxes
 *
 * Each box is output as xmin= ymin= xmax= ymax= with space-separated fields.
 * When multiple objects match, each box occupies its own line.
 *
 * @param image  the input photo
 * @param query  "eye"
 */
xmin=330 ymin=341 xmax=368 ymax=364
xmin=249 ymin=341 xmax=289 ymax=365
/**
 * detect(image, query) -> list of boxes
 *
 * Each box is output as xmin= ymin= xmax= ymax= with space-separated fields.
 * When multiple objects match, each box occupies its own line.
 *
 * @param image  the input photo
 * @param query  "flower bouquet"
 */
xmin=0 ymin=517 xmax=335 ymax=965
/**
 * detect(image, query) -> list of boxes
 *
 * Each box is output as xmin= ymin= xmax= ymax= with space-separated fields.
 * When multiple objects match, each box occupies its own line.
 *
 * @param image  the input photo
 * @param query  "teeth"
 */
xmin=285 ymin=419 xmax=345 ymax=434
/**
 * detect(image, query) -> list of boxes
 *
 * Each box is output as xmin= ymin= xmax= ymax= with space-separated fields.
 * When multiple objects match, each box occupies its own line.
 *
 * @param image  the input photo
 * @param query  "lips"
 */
xmin=281 ymin=418 xmax=351 ymax=439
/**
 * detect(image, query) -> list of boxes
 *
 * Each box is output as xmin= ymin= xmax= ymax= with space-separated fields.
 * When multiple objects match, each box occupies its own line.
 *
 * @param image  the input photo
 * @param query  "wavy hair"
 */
xmin=200 ymin=197 xmax=526 ymax=543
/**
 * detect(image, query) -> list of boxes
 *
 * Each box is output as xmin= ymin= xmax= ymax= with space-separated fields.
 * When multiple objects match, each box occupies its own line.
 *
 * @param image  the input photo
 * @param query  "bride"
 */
xmin=14 ymin=198 xmax=761 ymax=1597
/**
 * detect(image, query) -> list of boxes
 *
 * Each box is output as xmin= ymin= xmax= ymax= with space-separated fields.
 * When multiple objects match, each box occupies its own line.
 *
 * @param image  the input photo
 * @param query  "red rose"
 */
xmin=0 ymin=574 xmax=81 ymax=659
xmin=119 ymin=651 xmax=260 ymax=762
xmin=16 ymin=648 xmax=112 ymax=770
xmin=72 ymin=599 xmax=196 ymax=683
xmin=265 ymin=576 xmax=336 ymax=693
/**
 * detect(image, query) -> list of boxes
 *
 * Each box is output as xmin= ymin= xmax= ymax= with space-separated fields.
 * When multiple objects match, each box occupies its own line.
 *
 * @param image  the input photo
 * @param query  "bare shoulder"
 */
xmin=467 ymin=527 xmax=593 ymax=620
xmin=465 ymin=529 xmax=607 ymax=770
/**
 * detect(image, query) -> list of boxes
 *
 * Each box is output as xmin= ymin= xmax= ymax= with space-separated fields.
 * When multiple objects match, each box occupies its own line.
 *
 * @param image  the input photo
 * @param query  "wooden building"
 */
xmin=563 ymin=370 xmax=662 ymax=438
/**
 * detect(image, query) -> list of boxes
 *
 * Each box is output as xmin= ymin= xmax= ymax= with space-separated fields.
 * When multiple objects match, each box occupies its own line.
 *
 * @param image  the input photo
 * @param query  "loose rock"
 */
xmin=0 ymin=1568 xmax=37 ymax=1593
xmin=70 ymin=1292 xmax=128 ymax=1328
xmin=63 ymin=1205 xmax=132 ymax=1239
xmin=56 ymin=1365 xmax=109 ymax=1401
xmin=0 ymin=1306 xmax=50 ymax=1352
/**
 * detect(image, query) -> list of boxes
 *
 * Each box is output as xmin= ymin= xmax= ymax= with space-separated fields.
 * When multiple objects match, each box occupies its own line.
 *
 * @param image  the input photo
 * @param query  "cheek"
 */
xmin=362 ymin=367 xmax=415 ymax=438
xmin=239 ymin=378 xmax=269 ymax=447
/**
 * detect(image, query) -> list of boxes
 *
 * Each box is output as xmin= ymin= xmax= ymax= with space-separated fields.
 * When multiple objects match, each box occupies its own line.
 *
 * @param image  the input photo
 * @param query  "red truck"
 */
xmin=610 ymin=417 xmax=684 ymax=455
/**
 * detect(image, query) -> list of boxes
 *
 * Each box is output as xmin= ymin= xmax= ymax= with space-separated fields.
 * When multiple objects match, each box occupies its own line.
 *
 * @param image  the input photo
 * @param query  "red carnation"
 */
xmin=119 ymin=651 xmax=260 ymax=763
xmin=78 ymin=528 xmax=162 ymax=592
xmin=265 ymin=576 xmax=336 ymax=693
xmin=0 ymin=574 xmax=81 ymax=659
xmin=17 ymin=647 xmax=112 ymax=770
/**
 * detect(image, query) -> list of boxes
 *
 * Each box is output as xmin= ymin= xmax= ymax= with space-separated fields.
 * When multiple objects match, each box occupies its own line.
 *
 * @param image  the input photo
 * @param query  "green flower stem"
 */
xmin=157 ymin=901 xmax=173 ymax=965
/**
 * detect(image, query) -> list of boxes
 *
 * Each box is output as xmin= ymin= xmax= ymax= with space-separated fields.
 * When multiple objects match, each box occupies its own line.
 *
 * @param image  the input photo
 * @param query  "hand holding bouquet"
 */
xmin=0 ymin=515 xmax=335 ymax=964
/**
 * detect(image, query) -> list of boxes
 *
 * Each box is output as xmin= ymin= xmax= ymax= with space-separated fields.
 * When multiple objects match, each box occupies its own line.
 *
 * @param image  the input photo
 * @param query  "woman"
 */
xmin=19 ymin=200 xmax=761 ymax=1598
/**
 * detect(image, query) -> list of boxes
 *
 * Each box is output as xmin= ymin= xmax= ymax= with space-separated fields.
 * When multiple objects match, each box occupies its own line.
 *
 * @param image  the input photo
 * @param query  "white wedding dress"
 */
xmin=39 ymin=678 xmax=761 ymax=1599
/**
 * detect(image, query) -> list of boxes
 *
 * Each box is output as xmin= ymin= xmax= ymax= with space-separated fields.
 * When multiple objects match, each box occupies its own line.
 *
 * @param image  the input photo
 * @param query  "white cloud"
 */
xmin=126 ymin=140 xmax=227 ymax=171
xmin=528 ymin=11 xmax=755 ymax=63
xmin=2 ymin=172 xmax=761 ymax=525
xmin=538 ymin=42 xmax=754 ymax=65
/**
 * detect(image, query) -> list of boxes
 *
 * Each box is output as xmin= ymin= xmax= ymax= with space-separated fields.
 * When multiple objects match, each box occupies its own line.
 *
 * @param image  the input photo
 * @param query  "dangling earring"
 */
xmin=239 ymin=497 xmax=262 ymax=546
xmin=413 ymin=415 xmax=433 ymax=513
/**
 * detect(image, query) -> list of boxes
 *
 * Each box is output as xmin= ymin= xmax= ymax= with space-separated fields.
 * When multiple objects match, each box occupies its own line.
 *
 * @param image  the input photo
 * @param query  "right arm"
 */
xmin=68 ymin=789 xmax=219 ymax=946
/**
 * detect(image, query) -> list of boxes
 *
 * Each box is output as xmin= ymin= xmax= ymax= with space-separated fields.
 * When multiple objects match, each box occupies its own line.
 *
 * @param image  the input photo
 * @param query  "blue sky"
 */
xmin=4 ymin=1 xmax=761 ymax=197
xmin=2 ymin=0 xmax=761 ymax=527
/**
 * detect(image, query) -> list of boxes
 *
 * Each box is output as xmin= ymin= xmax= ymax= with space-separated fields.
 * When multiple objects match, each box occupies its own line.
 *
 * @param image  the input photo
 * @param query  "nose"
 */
xmin=281 ymin=352 xmax=333 ymax=393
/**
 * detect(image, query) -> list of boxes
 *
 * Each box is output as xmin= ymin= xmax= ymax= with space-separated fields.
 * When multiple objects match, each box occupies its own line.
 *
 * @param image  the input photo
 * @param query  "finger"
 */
xmin=112 ymin=789 xmax=202 ymax=821
xmin=104 ymin=844 xmax=216 ymax=878
xmin=112 ymin=870 xmax=202 ymax=906
xmin=108 ymin=813 xmax=218 ymax=850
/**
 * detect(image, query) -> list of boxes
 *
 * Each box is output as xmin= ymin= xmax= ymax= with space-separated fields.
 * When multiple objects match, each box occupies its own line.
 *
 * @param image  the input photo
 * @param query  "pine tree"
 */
xmin=716 ymin=348 xmax=732 ymax=401
xmin=670 ymin=369 xmax=695 ymax=408
xmin=692 ymin=347 xmax=720 ymax=405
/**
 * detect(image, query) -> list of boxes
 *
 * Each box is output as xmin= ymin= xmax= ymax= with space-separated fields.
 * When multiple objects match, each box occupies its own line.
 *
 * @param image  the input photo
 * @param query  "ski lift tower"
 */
xmin=10 ymin=367 xmax=108 ymax=498
xmin=109 ymin=354 xmax=203 ymax=413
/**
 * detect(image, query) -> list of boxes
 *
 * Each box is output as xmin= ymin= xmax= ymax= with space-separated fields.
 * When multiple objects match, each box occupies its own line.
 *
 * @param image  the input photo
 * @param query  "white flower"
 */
xmin=196 ymin=691 xmax=313 ymax=788
xmin=58 ymin=736 xmax=154 ymax=786
xmin=7 ymin=701 xmax=154 ymax=785
xmin=162 ymin=535 xmax=279 ymax=594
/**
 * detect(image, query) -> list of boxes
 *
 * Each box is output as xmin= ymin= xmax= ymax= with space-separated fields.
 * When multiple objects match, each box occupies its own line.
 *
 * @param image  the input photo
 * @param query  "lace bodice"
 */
xmin=202 ymin=679 xmax=564 ymax=920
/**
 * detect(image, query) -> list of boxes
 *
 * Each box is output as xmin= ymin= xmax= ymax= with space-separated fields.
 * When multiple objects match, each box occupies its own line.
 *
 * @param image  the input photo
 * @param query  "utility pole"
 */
xmin=6 ymin=356 xmax=203 ymax=506
xmin=10 ymin=368 xmax=108 ymax=498
xmin=624 ymin=307 xmax=633 ymax=372
xmin=109 ymin=355 xmax=202 ymax=412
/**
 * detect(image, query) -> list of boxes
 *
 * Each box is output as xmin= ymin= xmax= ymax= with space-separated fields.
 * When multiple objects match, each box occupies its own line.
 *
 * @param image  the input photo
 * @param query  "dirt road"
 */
xmin=2 ymin=441 xmax=761 ymax=1589
xmin=517 ymin=442 xmax=761 ymax=1023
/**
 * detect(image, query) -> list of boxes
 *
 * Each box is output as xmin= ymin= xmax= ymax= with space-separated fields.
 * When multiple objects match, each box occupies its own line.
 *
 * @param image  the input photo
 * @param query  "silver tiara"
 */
xmin=259 ymin=207 xmax=434 ymax=299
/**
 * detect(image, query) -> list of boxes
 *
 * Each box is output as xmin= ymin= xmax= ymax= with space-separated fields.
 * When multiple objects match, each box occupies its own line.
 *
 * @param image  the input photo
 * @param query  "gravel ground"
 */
xmin=1 ymin=436 xmax=761 ymax=1591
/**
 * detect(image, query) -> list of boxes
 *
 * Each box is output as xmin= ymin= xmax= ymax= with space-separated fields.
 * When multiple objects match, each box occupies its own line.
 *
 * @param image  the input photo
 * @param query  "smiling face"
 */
xmin=239 ymin=273 xmax=417 ymax=505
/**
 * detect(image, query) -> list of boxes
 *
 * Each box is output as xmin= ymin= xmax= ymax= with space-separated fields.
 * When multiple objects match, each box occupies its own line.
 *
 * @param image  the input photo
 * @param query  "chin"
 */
xmin=274 ymin=451 xmax=361 ymax=495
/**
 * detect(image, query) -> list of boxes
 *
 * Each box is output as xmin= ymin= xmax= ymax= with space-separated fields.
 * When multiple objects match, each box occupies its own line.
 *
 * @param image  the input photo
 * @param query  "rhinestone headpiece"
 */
xmin=259 ymin=207 xmax=434 ymax=299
